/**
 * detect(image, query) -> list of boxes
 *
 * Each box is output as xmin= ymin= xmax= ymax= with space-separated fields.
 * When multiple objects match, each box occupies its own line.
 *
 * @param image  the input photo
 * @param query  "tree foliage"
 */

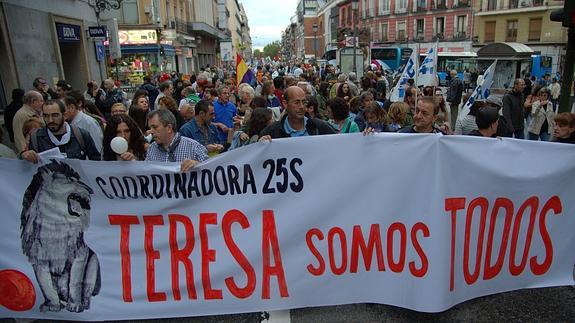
xmin=253 ymin=49 xmax=263 ymax=58
xmin=263 ymin=41 xmax=281 ymax=59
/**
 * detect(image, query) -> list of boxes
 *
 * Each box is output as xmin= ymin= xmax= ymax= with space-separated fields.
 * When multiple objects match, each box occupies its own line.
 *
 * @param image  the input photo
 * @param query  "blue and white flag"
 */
xmin=459 ymin=60 xmax=498 ymax=117
xmin=417 ymin=44 xmax=438 ymax=87
xmin=390 ymin=50 xmax=418 ymax=102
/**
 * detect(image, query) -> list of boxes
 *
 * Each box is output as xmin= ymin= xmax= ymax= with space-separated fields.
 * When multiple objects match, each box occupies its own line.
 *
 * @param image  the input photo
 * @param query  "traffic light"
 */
xmin=550 ymin=1 xmax=575 ymax=28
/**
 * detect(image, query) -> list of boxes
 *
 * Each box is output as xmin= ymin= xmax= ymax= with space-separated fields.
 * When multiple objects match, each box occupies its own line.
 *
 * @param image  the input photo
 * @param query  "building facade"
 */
xmin=0 ymin=0 xmax=106 ymax=103
xmin=352 ymin=0 xmax=474 ymax=53
xmin=473 ymin=0 xmax=566 ymax=75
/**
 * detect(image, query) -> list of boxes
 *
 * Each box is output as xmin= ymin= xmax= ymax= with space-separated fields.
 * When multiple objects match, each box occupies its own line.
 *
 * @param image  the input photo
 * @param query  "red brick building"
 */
xmin=337 ymin=0 xmax=474 ymax=53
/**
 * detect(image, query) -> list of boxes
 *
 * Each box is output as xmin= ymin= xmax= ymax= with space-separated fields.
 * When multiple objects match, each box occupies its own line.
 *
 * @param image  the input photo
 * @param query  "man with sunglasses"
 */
xmin=259 ymin=86 xmax=335 ymax=140
xmin=145 ymin=109 xmax=208 ymax=172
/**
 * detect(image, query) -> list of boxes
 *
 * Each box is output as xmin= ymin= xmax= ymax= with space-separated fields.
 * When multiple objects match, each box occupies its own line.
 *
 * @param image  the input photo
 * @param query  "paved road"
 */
xmin=3 ymin=286 xmax=574 ymax=322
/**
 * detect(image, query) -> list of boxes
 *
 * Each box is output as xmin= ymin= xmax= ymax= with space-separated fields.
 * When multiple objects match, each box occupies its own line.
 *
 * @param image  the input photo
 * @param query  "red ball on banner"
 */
xmin=0 ymin=269 xmax=36 ymax=311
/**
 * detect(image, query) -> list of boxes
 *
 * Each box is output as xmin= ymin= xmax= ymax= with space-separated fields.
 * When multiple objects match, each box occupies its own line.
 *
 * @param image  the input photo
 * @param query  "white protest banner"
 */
xmin=417 ymin=44 xmax=438 ymax=87
xmin=459 ymin=61 xmax=498 ymax=118
xmin=390 ymin=50 xmax=418 ymax=102
xmin=1 ymin=134 xmax=574 ymax=321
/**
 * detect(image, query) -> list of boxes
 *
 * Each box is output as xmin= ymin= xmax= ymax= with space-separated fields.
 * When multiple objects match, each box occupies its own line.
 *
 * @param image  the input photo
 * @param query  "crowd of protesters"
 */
xmin=2 ymin=62 xmax=574 ymax=168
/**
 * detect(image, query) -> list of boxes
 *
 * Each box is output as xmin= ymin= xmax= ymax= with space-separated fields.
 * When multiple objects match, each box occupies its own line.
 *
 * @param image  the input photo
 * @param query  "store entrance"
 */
xmin=59 ymin=42 xmax=83 ymax=88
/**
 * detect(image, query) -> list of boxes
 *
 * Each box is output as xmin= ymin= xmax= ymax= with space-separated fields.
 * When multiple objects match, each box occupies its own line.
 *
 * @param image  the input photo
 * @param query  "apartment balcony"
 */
xmin=452 ymin=32 xmax=468 ymax=41
xmin=432 ymin=0 xmax=448 ymax=10
xmin=452 ymin=0 xmax=470 ymax=9
xmin=479 ymin=0 xmax=545 ymax=13
xmin=413 ymin=34 xmax=425 ymax=42
xmin=432 ymin=33 xmax=445 ymax=41
xmin=187 ymin=22 xmax=228 ymax=40
xmin=175 ymin=18 xmax=188 ymax=34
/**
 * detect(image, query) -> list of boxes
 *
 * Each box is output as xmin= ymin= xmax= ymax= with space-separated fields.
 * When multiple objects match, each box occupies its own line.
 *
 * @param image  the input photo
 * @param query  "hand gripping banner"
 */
xmin=1 ymin=134 xmax=574 ymax=321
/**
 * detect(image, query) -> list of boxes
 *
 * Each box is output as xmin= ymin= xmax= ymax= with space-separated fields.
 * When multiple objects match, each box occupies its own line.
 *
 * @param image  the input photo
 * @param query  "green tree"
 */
xmin=263 ymin=41 xmax=281 ymax=59
xmin=253 ymin=49 xmax=263 ymax=58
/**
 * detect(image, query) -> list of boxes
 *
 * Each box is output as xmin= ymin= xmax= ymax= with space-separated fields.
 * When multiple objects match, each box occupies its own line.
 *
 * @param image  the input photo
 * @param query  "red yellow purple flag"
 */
xmin=236 ymin=54 xmax=255 ymax=85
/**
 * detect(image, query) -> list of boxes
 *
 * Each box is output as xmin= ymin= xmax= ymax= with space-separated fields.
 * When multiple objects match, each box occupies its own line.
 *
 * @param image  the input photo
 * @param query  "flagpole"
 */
xmin=415 ymin=43 xmax=420 ymax=109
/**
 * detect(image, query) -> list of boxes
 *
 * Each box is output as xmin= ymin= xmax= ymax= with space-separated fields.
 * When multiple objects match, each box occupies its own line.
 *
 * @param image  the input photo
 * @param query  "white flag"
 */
xmin=390 ymin=50 xmax=418 ymax=102
xmin=417 ymin=44 xmax=438 ymax=87
xmin=459 ymin=60 xmax=497 ymax=117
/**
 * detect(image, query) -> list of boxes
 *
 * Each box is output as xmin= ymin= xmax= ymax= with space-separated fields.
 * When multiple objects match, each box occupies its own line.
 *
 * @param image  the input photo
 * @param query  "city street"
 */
xmin=2 ymin=286 xmax=574 ymax=322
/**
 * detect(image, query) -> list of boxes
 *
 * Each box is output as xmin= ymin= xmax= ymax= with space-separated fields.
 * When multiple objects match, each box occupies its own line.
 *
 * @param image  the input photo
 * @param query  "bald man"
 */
xmin=259 ymin=86 xmax=335 ymax=139
xmin=13 ymin=91 xmax=45 ymax=152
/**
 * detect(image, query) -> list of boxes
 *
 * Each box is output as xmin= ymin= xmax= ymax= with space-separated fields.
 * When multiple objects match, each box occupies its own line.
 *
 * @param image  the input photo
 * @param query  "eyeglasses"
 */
xmin=289 ymin=100 xmax=308 ymax=106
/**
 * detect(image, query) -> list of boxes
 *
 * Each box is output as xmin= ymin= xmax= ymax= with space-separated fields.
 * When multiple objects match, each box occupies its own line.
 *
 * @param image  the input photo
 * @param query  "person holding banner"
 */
xmin=145 ymin=109 xmax=208 ymax=172
xmin=398 ymin=96 xmax=444 ymax=134
xmin=259 ymin=86 xmax=335 ymax=140
xmin=20 ymin=100 xmax=101 ymax=163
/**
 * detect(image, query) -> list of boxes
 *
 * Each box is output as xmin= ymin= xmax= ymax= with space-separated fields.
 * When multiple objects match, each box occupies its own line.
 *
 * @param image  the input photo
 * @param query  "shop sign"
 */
xmin=88 ymin=26 xmax=107 ymax=41
xmin=118 ymin=30 xmax=157 ymax=45
xmin=56 ymin=23 xmax=81 ymax=43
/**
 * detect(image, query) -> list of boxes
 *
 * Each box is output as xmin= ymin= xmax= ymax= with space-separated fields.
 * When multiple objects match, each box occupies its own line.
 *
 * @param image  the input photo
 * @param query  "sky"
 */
xmin=241 ymin=0 xmax=299 ymax=51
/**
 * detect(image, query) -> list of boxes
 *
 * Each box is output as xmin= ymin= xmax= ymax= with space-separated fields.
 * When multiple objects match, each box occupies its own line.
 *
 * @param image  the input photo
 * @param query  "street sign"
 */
xmin=88 ymin=26 xmax=107 ymax=41
xmin=345 ymin=36 xmax=358 ymax=47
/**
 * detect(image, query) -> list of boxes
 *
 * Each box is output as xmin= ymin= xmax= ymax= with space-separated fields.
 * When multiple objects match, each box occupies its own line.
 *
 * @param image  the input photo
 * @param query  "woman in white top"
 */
xmin=527 ymin=87 xmax=555 ymax=141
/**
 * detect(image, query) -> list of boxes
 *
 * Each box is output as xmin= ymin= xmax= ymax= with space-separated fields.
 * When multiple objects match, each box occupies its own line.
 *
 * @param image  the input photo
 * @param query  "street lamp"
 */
xmin=351 ymin=0 xmax=359 ymax=74
xmin=312 ymin=23 xmax=318 ymax=60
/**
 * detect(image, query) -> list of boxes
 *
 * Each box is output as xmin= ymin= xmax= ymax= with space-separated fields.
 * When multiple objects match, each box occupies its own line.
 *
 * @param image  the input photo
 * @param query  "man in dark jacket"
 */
xmin=502 ymin=79 xmax=526 ymax=139
xmin=20 ymin=100 xmax=101 ymax=163
xmin=446 ymin=70 xmax=464 ymax=129
xmin=260 ymin=86 xmax=335 ymax=139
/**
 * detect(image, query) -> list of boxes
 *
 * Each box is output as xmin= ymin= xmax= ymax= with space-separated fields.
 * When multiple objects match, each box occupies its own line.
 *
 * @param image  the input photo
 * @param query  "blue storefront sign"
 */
xmin=88 ymin=26 xmax=107 ymax=38
xmin=56 ymin=23 xmax=81 ymax=42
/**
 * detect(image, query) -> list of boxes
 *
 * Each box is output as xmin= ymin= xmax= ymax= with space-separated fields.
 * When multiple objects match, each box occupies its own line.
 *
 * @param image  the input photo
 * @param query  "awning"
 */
xmin=105 ymin=44 xmax=176 ymax=56
xmin=476 ymin=42 xmax=534 ymax=60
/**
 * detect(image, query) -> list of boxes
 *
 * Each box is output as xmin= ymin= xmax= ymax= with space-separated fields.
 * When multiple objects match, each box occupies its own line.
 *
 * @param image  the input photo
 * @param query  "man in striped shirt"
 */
xmin=145 ymin=109 xmax=208 ymax=172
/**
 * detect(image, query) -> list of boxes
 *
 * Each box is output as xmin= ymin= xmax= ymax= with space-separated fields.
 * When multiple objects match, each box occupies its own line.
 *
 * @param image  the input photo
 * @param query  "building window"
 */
xmin=362 ymin=0 xmax=367 ymax=18
xmin=369 ymin=0 xmax=375 ymax=17
xmin=435 ymin=0 xmax=447 ymax=9
xmin=484 ymin=21 xmax=496 ymax=42
xmin=415 ymin=19 xmax=424 ymax=40
xmin=434 ymin=17 xmax=445 ymax=39
xmin=508 ymin=0 xmax=519 ymax=9
xmin=416 ymin=0 xmax=427 ymax=11
xmin=380 ymin=23 xmax=388 ymax=41
xmin=487 ymin=0 xmax=497 ymax=11
xmin=395 ymin=0 xmax=407 ymax=13
xmin=397 ymin=21 xmax=406 ymax=41
xmin=348 ymin=6 xmax=352 ymax=24
xmin=506 ymin=19 xmax=518 ymax=42
xmin=528 ymin=18 xmax=542 ymax=42
xmin=379 ymin=0 xmax=390 ymax=14
xmin=455 ymin=15 xmax=467 ymax=38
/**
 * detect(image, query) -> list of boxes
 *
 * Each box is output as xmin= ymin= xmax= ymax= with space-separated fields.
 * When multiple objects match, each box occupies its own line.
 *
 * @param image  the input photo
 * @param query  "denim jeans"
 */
xmin=528 ymin=132 xmax=550 ymax=141
xmin=513 ymin=129 xmax=525 ymax=139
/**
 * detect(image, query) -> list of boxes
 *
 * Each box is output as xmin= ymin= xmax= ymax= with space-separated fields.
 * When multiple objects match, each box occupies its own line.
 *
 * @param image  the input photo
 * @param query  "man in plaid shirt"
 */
xmin=145 ymin=109 xmax=208 ymax=172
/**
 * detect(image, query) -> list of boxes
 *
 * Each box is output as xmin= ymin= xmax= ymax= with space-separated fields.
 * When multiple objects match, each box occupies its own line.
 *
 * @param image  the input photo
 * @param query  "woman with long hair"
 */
xmin=326 ymin=97 xmax=359 ymax=134
xmin=129 ymin=95 xmax=150 ymax=134
xmin=229 ymin=108 xmax=274 ymax=150
xmin=336 ymin=82 xmax=352 ymax=103
xmin=261 ymin=80 xmax=281 ymax=108
xmin=102 ymin=114 xmax=147 ymax=161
